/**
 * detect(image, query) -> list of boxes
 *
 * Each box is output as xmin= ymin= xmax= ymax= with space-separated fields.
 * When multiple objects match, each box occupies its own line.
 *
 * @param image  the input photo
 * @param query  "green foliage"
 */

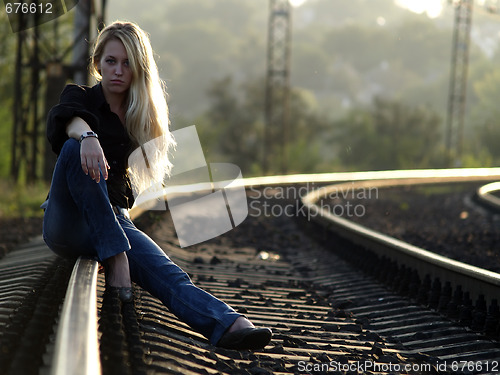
xmin=0 ymin=179 xmax=48 ymax=218
xmin=334 ymin=98 xmax=443 ymax=170
xmin=199 ymin=76 xmax=263 ymax=173
xmin=285 ymin=137 xmax=323 ymax=174
xmin=0 ymin=11 xmax=15 ymax=97
xmin=2 ymin=0 xmax=500 ymax=187
xmin=460 ymin=149 xmax=494 ymax=168
xmin=0 ymin=100 xmax=13 ymax=177
xmin=0 ymin=12 xmax=15 ymax=179
xmin=466 ymin=64 xmax=500 ymax=166
xmin=198 ymin=75 xmax=332 ymax=175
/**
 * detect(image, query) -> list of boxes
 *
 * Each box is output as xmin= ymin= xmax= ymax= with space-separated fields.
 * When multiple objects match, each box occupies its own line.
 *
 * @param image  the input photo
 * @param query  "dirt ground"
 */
xmin=0 ymin=213 xmax=157 ymax=259
xmin=0 ymin=217 xmax=43 ymax=258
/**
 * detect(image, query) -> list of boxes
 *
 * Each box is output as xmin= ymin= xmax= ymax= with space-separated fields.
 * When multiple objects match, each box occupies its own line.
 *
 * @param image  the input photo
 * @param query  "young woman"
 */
xmin=42 ymin=21 xmax=271 ymax=350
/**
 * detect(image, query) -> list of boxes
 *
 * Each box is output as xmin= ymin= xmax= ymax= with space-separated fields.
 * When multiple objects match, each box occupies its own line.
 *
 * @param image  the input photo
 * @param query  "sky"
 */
xmin=289 ymin=0 xmax=446 ymax=18
xmin=289 ymin=0 xmax=308 ymax=6
xmin=394 ymin=0 xmax=445 ymax=18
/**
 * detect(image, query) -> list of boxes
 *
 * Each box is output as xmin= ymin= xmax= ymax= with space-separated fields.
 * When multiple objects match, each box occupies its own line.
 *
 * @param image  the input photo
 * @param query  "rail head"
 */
xmin=51 ymin=256 xmax=101 ymax=375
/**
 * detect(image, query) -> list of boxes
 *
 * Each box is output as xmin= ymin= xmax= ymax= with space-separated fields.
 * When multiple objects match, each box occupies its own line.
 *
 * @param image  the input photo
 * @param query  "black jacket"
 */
xmin=47 ymin=83 xmax=135 ymax=208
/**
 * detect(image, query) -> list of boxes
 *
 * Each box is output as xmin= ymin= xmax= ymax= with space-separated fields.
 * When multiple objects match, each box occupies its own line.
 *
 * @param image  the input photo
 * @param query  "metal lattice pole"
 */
xmin=10 ymin=12 xmax=42 ymax=184
xmin=9 ymin=0 xmax=106 ymax=182
xmin=445 ymin=0 xmax=473 ymax=166
xmin=264 ymin=0 xmax=291 ymax=174
xmin=72 ymin=0 xmax=91 ymax=85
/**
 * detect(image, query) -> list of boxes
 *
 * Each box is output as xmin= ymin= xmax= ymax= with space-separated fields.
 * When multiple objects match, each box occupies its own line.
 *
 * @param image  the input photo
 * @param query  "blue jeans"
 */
xmin=43 ymin=139 xmax=240 ymax=344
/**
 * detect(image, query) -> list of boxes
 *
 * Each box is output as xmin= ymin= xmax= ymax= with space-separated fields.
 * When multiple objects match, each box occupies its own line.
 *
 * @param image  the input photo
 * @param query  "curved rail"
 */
xmin=51 ymin=167 xmax=500 ymax=374
xmin=302 ymin=175 xmax=500 ymax=307
xmin=129 ymin=167 xmax=500 ymax=218
xmin=476 ymin=181 xmax=500 ymax=211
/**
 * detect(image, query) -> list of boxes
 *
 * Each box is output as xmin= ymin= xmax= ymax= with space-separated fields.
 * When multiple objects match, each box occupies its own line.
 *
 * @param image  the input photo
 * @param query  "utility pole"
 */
xmin=445 ymin=0 xmax=473 ymax=166
xmin=264 ymin=0 xmax=292 ymax=174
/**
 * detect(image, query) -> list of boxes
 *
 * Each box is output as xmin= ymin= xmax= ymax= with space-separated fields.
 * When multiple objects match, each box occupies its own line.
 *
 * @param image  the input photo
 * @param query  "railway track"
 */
xmin=2 ymin=168 xmax=500 ymax=374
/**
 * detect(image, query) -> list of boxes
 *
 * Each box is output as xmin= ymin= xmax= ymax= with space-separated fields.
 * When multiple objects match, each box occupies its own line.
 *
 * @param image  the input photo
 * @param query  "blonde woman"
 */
xmin=42 ymin=21 xmax=271 ymax=350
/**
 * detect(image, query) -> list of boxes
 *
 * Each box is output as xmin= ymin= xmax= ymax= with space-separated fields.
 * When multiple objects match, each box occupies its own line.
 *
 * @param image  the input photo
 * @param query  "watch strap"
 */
xmin=79 ymin=131 xmax=98 ymax=143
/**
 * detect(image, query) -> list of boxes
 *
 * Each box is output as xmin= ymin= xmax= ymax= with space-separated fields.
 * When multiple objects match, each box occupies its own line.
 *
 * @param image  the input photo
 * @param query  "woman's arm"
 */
xmin=67 ymin=117 xmax=109 ymax=183
xmin=66 ymin=116 xmax=92 ymax=140
xmin=47 ymin=85 xmax=99 ymax=155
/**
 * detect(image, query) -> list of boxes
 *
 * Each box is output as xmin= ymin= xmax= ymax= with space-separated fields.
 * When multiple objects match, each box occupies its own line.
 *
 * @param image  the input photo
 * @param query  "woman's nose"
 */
xmin=115 ymin=64 xmax=123 ymax=76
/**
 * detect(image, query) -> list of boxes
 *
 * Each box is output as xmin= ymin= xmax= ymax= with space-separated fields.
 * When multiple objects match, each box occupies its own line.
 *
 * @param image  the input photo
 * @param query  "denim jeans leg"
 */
xmin=119 ymin=216 xmax=240 ymax=345
xmin=42 ymin=138 xmax=130 ymax=261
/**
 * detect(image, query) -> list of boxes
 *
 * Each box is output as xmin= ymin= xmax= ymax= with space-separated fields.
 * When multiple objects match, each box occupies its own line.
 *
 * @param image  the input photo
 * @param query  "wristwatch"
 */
xmin=79 ymin=131 xmax=98 ymax=143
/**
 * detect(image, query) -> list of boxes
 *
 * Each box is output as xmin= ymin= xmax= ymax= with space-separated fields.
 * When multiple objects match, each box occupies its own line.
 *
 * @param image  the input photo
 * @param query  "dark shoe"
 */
xmin=107 ymin=286 xmax=133 ymax=303
xmin=217 ymin=327 xmax=272 ymax=350
xmin=102 ymin=258 xmax=133 ymax=303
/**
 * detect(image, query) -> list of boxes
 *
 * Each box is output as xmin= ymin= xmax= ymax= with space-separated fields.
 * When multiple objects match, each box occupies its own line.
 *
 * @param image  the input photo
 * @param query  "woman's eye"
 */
xmin=106 ymin=59 xmax=115 ymax=64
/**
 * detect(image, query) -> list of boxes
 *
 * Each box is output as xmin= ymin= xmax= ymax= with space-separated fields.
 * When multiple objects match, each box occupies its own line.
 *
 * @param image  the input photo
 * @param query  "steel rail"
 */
xmin=302 ymin=174 xmax=500 ymax=308
xmin=49 ymin=204 xmax=145 ymax=375
xmin=129 ymin=167 xmax=500 ymax=218
xmin=50 ymin=257 xmax=101 ymax=375
xmin=476 ymin=181 xmax=500 ymax=211
xmin=51 ymin=167 xmax=500 ymax=374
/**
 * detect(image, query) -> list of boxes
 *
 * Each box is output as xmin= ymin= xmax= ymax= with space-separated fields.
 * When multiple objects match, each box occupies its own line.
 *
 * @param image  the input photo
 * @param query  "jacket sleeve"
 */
xmin=46 ymin=84 xmax=99 ymax=155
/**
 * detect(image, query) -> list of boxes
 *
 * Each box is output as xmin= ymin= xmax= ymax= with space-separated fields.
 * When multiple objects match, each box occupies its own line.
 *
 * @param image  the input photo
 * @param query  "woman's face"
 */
xmin=98 ymin=38 xmax=132 ymax=98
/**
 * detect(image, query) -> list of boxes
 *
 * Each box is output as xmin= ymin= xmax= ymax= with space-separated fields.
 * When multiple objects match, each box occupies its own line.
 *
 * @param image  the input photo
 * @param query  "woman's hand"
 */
xmin=65 ymin=117 xmax=109 ymax=183
xmin=80 ymin=137 xmax=110 ymax=183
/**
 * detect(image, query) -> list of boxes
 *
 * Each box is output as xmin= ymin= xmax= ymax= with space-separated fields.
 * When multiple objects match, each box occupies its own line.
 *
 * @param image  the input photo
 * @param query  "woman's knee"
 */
xmin=43 ymin=229 xmax=95 ymax=259
xmin=59 ymin=138 xmax=80 ymax=159
xmin=57 ymin=138 xmax=104 ymax=184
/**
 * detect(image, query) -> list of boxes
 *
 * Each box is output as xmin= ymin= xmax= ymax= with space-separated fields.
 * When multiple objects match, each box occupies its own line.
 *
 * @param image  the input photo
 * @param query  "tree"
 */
xmin=470 ymin=69 xmax=500 ymax=163
xmin=0 ymin=12 xmax=16 ymax=178
xmin=334 ymin=98 xmax=442 ymax=170
xmin=198 ymin=76 xmax=331 ymax=175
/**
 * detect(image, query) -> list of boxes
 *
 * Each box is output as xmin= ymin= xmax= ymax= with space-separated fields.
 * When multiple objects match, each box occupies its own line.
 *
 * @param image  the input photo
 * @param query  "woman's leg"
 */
xmin=44 ymin=139 xmax=269 ymax=347
xmin=119 ymin=216 xmax=241 ymax=345
xmin=42 ymin=138 xmax=130 ymax=261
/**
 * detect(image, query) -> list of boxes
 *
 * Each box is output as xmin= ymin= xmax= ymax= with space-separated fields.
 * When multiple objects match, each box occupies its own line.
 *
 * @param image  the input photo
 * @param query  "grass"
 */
xmin=0 ymin=179 xmax=49 ymax=218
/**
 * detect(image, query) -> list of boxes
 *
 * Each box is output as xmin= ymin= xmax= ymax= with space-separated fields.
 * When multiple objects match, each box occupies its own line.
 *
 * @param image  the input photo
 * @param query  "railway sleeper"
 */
xmin=305 ymin=218 xmax=500 ymax=342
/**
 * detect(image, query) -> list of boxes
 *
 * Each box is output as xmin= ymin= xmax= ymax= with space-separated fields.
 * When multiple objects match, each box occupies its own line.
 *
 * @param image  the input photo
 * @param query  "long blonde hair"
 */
xmin=90 ymin=21 xmax=176 ymax=196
